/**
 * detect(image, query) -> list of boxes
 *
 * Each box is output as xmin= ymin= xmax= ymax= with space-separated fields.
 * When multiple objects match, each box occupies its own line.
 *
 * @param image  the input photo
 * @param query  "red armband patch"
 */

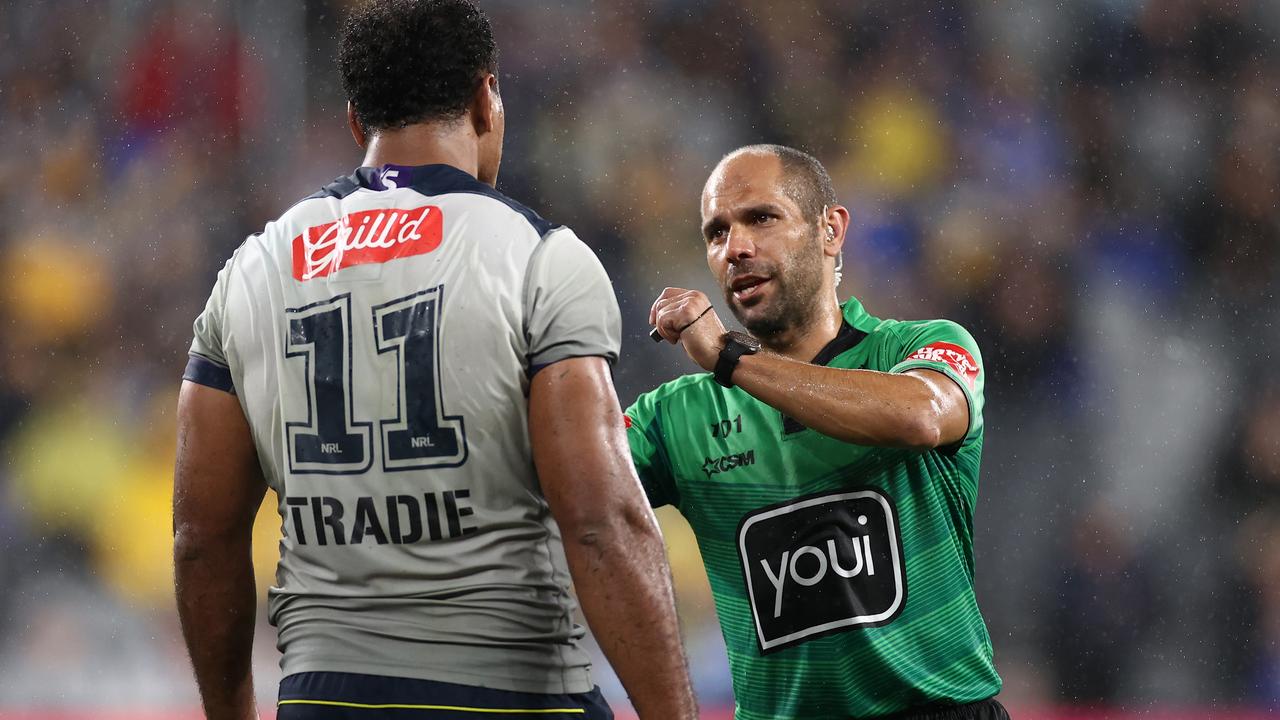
xmin=623 ymin=414 xmax=633 ymax=429
xmin=905 ymin=342 xmax=980 ymax=389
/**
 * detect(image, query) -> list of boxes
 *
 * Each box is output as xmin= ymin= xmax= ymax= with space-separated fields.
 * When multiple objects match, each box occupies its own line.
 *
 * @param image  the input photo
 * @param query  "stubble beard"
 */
xmin=724 ymin=232 xmax=827 ymax=343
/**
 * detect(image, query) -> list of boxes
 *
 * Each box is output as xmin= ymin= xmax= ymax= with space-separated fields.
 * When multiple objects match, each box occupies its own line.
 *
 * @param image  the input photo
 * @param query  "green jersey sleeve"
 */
xmin=887 ymin=319 xmax=985 ymax=449
xmin=624 ymin=390 xmax=680 ymax=509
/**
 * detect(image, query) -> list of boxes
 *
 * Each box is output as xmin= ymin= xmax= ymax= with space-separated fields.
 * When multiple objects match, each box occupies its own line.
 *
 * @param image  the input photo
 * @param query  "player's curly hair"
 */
xmin=338 ymin=0 xmax=498 ymax=132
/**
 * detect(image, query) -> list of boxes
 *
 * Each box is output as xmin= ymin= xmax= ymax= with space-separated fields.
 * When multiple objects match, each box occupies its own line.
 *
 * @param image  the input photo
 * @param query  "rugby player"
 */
xmin=631 ymin=145 xmax=1009 ymax=719
xmin=172 ymin=1 xmax=695 ymax=718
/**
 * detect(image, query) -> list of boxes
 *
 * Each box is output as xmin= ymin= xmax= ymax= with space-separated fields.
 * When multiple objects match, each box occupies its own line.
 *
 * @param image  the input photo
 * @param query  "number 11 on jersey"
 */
xmin=374 ymin=288 xmax=466 ymax=470
xmin=284 ymin=286 xmax=467 ymax=476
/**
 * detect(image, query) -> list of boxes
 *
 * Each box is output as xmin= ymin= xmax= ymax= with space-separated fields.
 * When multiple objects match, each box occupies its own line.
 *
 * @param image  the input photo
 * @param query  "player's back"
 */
xmin=186 ymin=163 xmax=619 ymax=694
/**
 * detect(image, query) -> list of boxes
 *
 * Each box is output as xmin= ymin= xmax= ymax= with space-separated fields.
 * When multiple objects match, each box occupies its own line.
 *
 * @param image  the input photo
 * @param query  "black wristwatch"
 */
xmin=714 ymin=331 xmax=762 ymax=388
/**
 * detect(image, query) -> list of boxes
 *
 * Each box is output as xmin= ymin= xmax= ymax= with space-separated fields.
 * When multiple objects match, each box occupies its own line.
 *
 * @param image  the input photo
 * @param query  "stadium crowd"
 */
xmin=0 ymin=0 xmax=1277 ymax=713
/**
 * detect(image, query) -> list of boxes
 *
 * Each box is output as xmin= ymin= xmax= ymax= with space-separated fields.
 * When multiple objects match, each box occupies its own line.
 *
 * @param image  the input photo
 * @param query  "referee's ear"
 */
xmin=347 ymin=101 xmax=368 ymax=148
xmin=822 ymin=204 xmax=851 ymax=260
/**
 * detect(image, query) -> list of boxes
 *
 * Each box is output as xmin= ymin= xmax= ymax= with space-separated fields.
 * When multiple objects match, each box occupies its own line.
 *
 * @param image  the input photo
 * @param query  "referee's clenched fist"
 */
xmin=649 ymin=287 xmax=726 ymax=370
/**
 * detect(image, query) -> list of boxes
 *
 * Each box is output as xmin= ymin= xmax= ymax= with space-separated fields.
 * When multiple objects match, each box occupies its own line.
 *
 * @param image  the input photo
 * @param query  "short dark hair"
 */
xmin=338 ymin=0 xmax=498 ymax=132
xmin=730 ymin=144 xmax=837 ymax=224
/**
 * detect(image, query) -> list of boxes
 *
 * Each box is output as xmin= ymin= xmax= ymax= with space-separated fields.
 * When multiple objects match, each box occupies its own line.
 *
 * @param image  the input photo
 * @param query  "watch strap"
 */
xmin=714 ymin=334 xmax=758 ymax=388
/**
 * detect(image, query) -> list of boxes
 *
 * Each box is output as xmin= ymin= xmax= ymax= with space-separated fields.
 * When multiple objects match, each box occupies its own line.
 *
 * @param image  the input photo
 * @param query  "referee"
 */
xmin=631 ymin=145 xmax=1009 ymax=719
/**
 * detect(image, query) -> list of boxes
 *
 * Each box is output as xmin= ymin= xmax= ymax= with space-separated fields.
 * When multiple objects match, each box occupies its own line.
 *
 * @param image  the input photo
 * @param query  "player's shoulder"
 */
xmin=208 ymin=231 xmax=267 ymax=284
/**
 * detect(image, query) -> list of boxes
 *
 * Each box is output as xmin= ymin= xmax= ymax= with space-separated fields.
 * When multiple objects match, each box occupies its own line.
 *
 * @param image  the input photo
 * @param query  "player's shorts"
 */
xmin=276 ymin=671 xmax=614 ymax=719
xmin=881 ymin=697 xmax=1011 ymax=720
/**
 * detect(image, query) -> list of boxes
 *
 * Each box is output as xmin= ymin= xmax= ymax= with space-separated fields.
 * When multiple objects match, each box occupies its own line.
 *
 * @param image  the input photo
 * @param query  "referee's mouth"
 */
xmin=730 ymin=274 xmax=771 ymax=305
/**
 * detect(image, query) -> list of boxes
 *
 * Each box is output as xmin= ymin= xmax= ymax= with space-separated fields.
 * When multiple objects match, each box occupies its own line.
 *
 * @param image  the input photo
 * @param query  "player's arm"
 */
xmin=652 ymin=288 xmax=968 ymax=449
xmin=529 ymin=357 xmax=698 ymax=720
xmin=173 ymin=380 xmax=266 ymax=720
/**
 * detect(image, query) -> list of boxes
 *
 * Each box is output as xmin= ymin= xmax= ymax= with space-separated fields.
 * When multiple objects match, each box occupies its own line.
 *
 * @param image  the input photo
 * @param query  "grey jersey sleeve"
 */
xmin=184 ymin=253 xmax=236 ymax=393
xmin=523 ymin=228 xmax=621 ymax=371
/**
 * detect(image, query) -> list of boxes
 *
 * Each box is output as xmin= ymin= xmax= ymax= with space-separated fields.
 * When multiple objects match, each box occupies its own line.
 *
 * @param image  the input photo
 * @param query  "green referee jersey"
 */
xmin=624 ymin=296 xmax=1001 ymax=719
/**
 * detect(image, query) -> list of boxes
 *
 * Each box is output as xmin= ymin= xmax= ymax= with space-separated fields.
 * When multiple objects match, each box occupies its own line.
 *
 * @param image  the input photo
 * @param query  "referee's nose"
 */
xmin=724 ymin=224 xmax=757 ymax=264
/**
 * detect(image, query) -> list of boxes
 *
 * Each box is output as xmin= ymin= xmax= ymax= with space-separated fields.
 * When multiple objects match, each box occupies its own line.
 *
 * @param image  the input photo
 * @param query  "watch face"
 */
xmin=727 ymin=331 xmax=762 ymax=353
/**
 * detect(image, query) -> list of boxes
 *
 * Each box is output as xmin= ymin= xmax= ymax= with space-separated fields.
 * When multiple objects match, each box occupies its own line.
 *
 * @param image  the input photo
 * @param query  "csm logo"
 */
xmin=737 ymin=489 xmax=905 ymax=653
xmin=702 ymin=449 xmax=755 ymax=478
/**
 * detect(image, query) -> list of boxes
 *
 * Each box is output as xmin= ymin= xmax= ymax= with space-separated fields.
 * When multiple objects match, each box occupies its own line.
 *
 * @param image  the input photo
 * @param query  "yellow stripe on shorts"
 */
xmin=277 ymin=698 xmax=585 ymax=714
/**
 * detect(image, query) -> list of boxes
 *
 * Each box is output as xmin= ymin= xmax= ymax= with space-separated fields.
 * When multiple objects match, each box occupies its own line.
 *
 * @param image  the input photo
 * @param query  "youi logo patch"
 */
xmin=737 ymin=489 xmax=906 ymax=653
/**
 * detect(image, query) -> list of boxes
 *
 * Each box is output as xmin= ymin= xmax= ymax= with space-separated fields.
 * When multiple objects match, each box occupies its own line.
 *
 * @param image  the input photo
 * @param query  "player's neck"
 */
xmin=760 ymin=299 xmax=844 ymax=362
xmin=361 ymin=123 xmax=480 ymax=179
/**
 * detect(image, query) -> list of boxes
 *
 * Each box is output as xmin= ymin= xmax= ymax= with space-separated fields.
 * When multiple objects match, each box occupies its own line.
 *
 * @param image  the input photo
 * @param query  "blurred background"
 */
xmin=0 ymin=0 xmax=1278 ymax=717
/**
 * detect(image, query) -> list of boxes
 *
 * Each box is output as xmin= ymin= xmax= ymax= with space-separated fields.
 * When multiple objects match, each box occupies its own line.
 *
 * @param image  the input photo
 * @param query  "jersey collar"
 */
xmin=356 ymin=163 xmax=481 ymax=192
xmin=840 ymin=295 xmax=883 ymax=333
xmin=809 ymin=318 xmax=867 ymax=367
xmin=805 ymin=296 xmax=879 ymax=366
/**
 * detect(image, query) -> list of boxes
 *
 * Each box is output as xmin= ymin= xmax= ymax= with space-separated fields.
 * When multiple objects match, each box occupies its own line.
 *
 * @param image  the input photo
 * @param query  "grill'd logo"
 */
xmin=737 ymin=489 xmax=905 ymax=653
xmin=292 ymin=205 xmax=443 ymax=281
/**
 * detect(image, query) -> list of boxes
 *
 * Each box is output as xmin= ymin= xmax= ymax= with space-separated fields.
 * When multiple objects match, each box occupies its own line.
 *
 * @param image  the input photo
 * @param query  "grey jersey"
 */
xmin=184 ymin=164 xmax=621 ymax=694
